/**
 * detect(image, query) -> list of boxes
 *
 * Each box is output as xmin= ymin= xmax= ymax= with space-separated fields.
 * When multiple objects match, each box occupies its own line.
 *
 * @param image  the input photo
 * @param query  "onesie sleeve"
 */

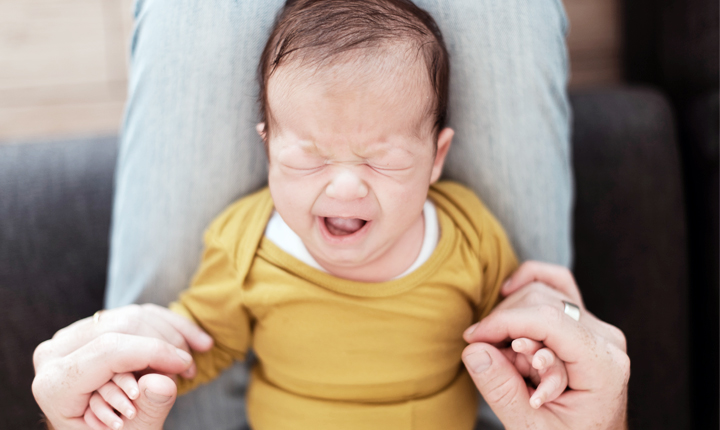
xmin=473 ymin=203 xmax=518 ymax=320
xmin=169 ymin=230 xmax=252 ymax=395
xmin=428 ymin=182 xmax=518 ymax=320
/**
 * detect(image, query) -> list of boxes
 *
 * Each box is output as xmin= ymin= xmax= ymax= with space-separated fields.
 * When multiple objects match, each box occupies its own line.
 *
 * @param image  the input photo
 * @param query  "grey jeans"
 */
xmin=107 ymin=0 xmax=572 ymax=428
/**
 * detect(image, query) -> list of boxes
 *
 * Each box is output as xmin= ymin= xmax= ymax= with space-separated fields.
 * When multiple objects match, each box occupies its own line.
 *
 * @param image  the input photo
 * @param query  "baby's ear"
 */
xmin=430 ymin=127 xmax=454 ymax=184
xmin=256 ymin=123 xmax=267 ymax=142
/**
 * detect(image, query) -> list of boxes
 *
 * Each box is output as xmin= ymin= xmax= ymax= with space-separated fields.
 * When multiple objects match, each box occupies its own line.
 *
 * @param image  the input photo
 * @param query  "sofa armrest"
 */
xmin=0 ymin=136 xmax=117 ymax=429
xmin=570 ymin=87 xmax=690 ymax=429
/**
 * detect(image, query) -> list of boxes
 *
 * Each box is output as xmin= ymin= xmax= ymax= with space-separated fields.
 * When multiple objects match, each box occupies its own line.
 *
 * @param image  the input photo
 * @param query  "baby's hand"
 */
xmin=85 ymin=372 xmax=179 ymax=430
xmin=86 ymin=373 xmax=139 ymax=430
xmin=507 ymin=337 xmax=568 ymax=409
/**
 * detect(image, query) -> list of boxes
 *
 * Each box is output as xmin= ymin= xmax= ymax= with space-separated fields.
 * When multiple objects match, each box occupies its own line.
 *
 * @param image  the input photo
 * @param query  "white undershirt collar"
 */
xmin=264 ymin=200 xmax=439 ymax=279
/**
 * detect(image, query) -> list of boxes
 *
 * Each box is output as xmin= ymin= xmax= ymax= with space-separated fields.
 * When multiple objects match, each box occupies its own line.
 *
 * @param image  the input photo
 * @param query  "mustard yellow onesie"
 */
xmin=170 ymin=181 xmax=518 ymax=430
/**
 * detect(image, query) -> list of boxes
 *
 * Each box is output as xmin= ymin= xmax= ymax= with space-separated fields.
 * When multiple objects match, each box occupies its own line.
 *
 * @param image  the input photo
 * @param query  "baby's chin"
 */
xmin=310 ymin=247 xmax=377 ymax=272
xmin=307 ymin=233 xmax=380 ymax=269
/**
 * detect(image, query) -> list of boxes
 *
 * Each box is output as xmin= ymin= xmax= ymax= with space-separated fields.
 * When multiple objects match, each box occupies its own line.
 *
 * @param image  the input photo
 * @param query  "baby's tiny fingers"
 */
xmin=528 ymin=372 xmax=564 ymax=409
xmin=84 ymin=407 xmax=114 ymax=430
xmin=112 ymin=372 xmax=140 ymax=400
xmin=89 ymin=391 xmax=125 ymax=429
xmin=98 ymin=381 xmax=136 ymax=420
xmin=511 ymin=338 xmax=543 ymax=355
xmin=528 ymin=349 xmax=568 ymax=409
xmin=511 ymin=338 xmax=543 ymax=381
xmin=532 ymin=348 xmax=556 ymax=370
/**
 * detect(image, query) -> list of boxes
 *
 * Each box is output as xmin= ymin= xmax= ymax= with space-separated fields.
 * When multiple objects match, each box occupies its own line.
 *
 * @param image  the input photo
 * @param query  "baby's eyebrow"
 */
xmin=293 ymin=135 xmax=415 ymax=161
xmin=296 ymin=139 xmax=322 ymax=155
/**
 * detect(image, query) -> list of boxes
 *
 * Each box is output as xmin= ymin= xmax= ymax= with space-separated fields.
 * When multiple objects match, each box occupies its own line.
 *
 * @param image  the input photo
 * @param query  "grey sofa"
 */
xmin=0 ymin=87 xmax=702 ymax=429
xmin=624 ymin=0 xmax=719 ymax=426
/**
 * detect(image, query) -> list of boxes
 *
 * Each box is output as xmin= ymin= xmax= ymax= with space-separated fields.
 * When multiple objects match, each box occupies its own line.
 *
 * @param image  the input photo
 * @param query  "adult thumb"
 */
xmin=462 ymin=343 xmax=534 ymax=428
xmin=127 ymin=374 xmax=177 ymax=430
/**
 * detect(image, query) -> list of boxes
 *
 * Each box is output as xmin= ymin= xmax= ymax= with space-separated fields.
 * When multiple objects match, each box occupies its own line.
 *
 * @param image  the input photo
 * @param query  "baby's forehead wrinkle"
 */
xmin=312 ymin=137 xmax=380 ymax=161
xmin=297 ymin=138 xmax=321 ymax=155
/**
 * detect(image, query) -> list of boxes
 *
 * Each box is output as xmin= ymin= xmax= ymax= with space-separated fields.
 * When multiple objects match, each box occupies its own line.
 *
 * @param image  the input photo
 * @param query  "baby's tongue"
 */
xmin=324 ymin=217 xmax=365 ymax=236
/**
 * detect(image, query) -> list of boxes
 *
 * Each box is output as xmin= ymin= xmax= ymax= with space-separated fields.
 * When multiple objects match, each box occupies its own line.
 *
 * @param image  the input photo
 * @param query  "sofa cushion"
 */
xmin=0 ymin=135 xmax=117 ymax=429
xmin=570 ymin=87 xmax=690 ymax=429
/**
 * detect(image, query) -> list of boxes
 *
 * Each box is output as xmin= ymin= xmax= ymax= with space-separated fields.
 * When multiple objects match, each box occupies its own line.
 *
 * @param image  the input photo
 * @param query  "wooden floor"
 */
xmin=0 ymin=0 xmax=622 ymax=142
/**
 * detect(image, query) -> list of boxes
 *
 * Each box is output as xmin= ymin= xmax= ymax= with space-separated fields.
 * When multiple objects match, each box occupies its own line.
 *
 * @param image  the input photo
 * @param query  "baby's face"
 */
xmin=263 ymin=55 xmax=452 ymax=281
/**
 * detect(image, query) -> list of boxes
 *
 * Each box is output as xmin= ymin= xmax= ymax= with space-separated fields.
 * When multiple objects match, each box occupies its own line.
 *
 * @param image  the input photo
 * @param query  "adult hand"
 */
xmin=463 ymin=262 xmax=630 ymax=430
xmin=32 ymin=304 xmax=213 ymax=430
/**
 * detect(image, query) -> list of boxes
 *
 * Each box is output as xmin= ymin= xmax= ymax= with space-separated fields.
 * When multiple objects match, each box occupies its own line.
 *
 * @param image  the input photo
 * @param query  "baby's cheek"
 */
xmin=270 ymin=184 xmax=314 ymax=229
xmin=376 ymin=181 xmax=428 ymax=216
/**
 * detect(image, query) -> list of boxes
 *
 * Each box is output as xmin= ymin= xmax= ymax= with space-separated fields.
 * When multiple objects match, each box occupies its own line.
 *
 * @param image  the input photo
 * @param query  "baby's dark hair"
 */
xmin=258 ymin=0 xmax=450 ymax=139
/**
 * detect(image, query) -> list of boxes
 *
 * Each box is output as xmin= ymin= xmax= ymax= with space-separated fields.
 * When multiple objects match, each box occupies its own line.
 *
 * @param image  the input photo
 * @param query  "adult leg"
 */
xmin=107 ymin=0 xmax=283 ymax=428
xmin=417 ymin=0 xmax=573 ymax=267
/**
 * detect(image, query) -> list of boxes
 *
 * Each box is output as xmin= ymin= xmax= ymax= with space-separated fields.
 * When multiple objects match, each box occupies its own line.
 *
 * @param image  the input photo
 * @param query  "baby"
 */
xmin=92 ymin=0 xmax=567 ymax=428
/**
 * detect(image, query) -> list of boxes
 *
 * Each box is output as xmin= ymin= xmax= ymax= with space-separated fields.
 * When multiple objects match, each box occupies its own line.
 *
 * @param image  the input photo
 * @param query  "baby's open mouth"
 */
xmin=323 ymin=217 xmax=367 ymax=236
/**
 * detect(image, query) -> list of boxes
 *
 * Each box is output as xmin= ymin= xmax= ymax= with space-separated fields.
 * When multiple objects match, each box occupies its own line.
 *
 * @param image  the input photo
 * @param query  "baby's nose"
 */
xmin=325 ymin=169 xmax=368 ymax=201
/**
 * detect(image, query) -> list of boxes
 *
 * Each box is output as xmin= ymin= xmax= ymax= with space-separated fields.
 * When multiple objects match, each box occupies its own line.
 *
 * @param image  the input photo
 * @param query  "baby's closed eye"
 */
xmin=280 ymin=155 xmax=326 ymax=172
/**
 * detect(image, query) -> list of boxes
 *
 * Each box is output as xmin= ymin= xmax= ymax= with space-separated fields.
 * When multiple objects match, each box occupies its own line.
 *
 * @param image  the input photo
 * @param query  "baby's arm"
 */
xmin=508 ymin=337 xmax=568 ymax=409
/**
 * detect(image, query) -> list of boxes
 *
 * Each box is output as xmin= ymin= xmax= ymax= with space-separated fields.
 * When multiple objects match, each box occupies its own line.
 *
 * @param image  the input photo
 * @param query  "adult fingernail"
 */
xmin=176 ymin=348 xmax=192 ymax=363
xmin=465 ymin=350 xmax=492 ymax=373
xmin=145 ymin=388 xmax=172 ymax=404
xmin=464 ymin=323 xmax=479 ymax=337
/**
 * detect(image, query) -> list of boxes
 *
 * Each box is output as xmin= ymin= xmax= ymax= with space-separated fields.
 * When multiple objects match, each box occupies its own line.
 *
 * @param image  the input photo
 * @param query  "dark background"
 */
xmin=624 ymin=0 xmax=718 ymax=427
